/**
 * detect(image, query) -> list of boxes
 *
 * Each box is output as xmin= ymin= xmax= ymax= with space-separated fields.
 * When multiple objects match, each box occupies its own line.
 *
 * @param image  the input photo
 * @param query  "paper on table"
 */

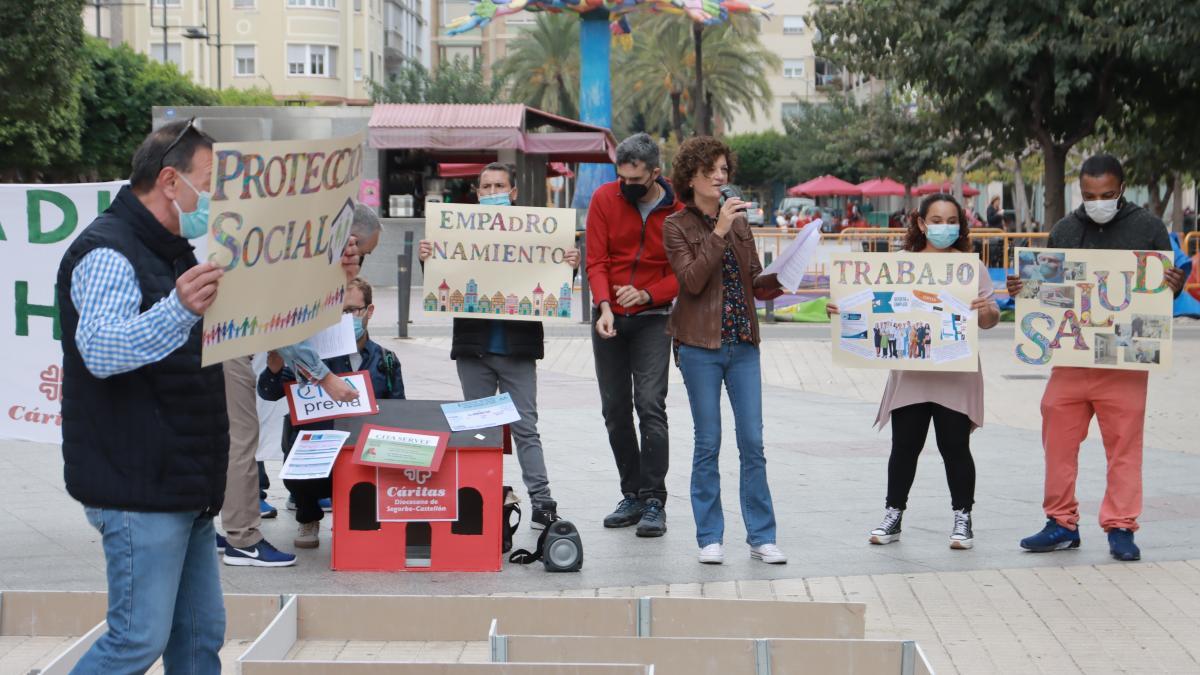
xmin=839 ymin=289 xmax=874 ymax=311
xmin=932 ymin=341 xmax=973 ymax=364
xmin=279 ymin=430 xmax=349 ymax=480
xmin=441 ymin=393 xmax=521 ymax=431
xmin=311 ymin=314 xmax=357 ymax=359
xmin=839 ymin=339 xmax=878 ymax=360
xmin=763 ymin=220 xmax=822 ymax=290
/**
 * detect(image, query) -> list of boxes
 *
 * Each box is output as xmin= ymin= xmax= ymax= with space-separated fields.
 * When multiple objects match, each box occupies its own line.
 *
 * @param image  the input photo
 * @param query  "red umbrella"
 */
xmin=857 ymin=177 xmax=908 ymax=197
xmin=913 ymin=181 xmax=980 ymax=197
xmin=787 ymin=175 xmax=862 ymax=197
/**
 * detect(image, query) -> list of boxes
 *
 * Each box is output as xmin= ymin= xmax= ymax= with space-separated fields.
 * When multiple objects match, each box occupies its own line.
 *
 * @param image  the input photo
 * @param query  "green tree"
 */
xmin=614 ymin=15 xmax=779 ymax=143
xmin=0 ymin=0 xmax=86 ymax=180
xmin=370 ymin=57 xmax=506 ymax=104
xmin=811 ymin=0 xmax=1189 ymax=227
xmin=773 ymin=98 xmax=865 ymax=185
xmin=726 ymin=131 xmax=788 ymax=198
xmin=218 ymin=86 xmax=279 ymax=106
xmin=830 ymin=93 xmax=947 ymax=205
xmin=495 ymin=14 xmax=580 ymax=119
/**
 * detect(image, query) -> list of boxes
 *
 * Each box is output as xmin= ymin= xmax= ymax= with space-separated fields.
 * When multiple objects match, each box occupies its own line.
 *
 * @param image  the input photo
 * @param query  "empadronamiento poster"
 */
xmin=422 ymin=202 xmax=576 ymax=322
xmin=830 ymin=252 xmax=982 ymax=372
xmin=1013 ymin=247 xmax=1174 ymax=371
xmin=200 ymin=133 xmax=364 ymax=366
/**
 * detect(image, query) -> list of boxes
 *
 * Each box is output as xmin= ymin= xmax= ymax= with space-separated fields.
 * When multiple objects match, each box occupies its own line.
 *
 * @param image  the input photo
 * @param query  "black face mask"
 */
xmin=620 ymin=179 xmax=652 ymax=204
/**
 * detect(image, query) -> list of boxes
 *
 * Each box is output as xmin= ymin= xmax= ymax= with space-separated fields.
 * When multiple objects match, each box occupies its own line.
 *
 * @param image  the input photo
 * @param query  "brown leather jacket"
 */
xmin=663 ymin=205 xmax=783 ymax=349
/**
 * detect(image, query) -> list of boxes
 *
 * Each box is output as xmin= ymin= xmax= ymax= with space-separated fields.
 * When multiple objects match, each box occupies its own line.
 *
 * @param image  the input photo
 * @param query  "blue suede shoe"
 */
xmin=216 ymin=534 xmax=227 ymax=552
xmin=260 ymin=499 xmax=278 ymax=519
xmin=1108 ymin=528 xmax=1141 ymax=561
xmin=1019 ymin=518 xmax=1080 ymax=552
xmin=318 ymin=498 xmax=332 ymax=512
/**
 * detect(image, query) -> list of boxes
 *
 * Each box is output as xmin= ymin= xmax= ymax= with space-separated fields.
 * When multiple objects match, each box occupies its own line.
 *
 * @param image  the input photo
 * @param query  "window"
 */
xmin=369 ymin=51 xmax=375 ymax=80
xmin=355 ymin=0 xmax=362 ymax=10
xmin=782 ymin=16 xmax=805 ymax=34
xmin=287 ymin=0 xmax=337 ymax=7
xmin=354 ymin=49 xmax=364 ymax=80
xmin=151 ymin=42 xmax=182 ymax=67
xmin=235 ymin=45 xmax=256 ymax=75
xmin=783 ymin=59 xmax=805 ymax=79
xmin=288 ymin=44 xmax=338 ymax=77
xmin=151 ymin=0 xmax=182 ymax=6
xmin=233 ymin=0 xmax=255 ymax=8
xmin=781 ymin=102 xmax=802 ymax=121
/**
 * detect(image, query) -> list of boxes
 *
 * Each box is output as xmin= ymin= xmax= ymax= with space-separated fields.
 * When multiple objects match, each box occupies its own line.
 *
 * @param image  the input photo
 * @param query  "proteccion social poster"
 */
xmin=422 ymin=202 xmax=576 ymax=322
xmin=830 ymin=252 xmax=982 ymax=372
xmin=1013 ymin=247 xmax=1174 ymax=371
xmin=200 ymin=132 xmax=364 ymax=366
xmin=0 ymin=181 xmax=126 ymax=443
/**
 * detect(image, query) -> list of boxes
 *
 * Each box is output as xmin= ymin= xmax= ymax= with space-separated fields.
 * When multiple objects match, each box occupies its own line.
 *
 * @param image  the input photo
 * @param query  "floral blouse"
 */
xmin=720 ymin=245 xmax=753 ymax=344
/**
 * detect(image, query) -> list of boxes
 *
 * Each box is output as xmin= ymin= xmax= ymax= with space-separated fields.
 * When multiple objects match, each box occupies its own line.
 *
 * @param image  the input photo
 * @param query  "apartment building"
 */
xmin=84 ymin=0 xmax=429 ymax=104
xmin=724 ymin=0 xmax=843 ymax=134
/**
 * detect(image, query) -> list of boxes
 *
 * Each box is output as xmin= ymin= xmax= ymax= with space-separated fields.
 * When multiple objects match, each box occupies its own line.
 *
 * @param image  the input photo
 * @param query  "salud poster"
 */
xmin=200 ymin=133 xmax=364 ymax=365
xmin=0 ymin=181 xmax=125 ymax=443
xmin=422 ymin=202 xmax=576 ymax=322
xmin=1013 ymin=247 xmax=1174 ymax=371
xmin=830 ymin=252 xmax=981 ymax=372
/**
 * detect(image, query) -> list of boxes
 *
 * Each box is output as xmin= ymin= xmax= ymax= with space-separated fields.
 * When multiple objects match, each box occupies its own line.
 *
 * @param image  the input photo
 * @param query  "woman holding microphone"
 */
xmin=662 ymin=137 xmax=787 ymax=565
xmin=829 ymin=193 xmax=1000 ymax=549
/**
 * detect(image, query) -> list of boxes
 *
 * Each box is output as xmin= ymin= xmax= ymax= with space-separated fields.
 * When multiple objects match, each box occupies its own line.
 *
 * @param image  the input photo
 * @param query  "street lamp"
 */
xmin=181 ymin=0 xmax=225 ymax=90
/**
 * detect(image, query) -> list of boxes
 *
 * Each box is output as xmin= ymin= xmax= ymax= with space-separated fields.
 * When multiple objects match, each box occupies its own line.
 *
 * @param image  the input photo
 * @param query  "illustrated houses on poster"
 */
xmin=424 ymin=279 xmax=572 ymax=318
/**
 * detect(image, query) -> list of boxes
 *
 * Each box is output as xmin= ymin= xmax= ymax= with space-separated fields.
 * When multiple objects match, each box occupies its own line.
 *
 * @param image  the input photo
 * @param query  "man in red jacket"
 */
xmin=587 ymin=133 xmax=683 ymax=538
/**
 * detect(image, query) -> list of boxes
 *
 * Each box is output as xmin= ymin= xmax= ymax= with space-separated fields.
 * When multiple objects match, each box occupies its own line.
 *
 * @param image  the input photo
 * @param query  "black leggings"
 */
xmin=887 ymin=402 xmax=975 ymax=512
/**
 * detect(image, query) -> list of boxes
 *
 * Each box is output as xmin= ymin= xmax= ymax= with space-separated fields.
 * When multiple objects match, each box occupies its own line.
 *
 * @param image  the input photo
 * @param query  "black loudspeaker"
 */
xmin=542 ymin=520 xmax=583 ymax=572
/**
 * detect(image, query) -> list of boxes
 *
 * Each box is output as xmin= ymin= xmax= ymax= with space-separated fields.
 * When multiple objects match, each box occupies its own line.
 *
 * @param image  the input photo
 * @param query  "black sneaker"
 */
xmin=603 ymin=496 xmax=645 ymax=528
xmin=532 ymin=501 xmax=558 ymax=531
xmin=636 ymin=498 xmax=666 ymax=537
xmin=949 ymin=509 xmax=974 ymax=550
xmin=869 ymin=507 xmax=903 ymax=545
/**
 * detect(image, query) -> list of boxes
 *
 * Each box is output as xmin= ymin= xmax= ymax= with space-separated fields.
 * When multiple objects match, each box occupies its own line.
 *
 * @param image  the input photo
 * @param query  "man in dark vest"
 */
xmin=418 ymin=162 xmax=580 ymax=529
xmin=57 ymin=119 xmax=230 ymax=673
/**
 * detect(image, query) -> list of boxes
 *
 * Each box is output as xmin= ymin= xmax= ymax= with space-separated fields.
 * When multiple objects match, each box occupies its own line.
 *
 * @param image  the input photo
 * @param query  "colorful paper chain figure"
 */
xmin=446 ymin=0 xmax=772 ymax=36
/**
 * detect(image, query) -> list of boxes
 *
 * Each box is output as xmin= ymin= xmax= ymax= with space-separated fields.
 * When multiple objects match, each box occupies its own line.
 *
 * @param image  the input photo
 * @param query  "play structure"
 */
xmin=447 ymin=0 xmax=771 ymax=209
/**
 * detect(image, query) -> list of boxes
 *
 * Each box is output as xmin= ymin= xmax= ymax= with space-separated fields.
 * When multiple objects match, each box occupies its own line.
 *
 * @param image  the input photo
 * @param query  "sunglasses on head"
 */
xmin=158 ymin=117 xmax=198 ymax=175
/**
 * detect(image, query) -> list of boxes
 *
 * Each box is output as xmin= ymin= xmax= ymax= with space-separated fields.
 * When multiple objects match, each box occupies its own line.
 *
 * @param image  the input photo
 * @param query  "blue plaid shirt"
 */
xmin=70 ymin=248 xmax=199 ymax=379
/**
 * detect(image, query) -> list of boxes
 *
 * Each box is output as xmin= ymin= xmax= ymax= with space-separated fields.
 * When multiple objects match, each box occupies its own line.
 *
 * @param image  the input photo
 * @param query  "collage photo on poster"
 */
xmin=839 ymin=288 xmax=972 ymax=366
xmin=1017 ymin=251 xmax=1170 ymax=367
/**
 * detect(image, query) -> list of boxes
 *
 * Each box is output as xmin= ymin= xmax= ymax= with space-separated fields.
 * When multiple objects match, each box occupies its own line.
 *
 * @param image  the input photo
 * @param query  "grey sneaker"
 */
xmin=603 ymin=496 xmax=645 ymax=528
xmin=635 ymin=498 xmax=666 ymax=537
xmin=869 ymin=507 xmax=903 ymax=545
xmin=294 ymin=521 xmax=320 ymax=549
xmin=950 ymin=509 xmax=974 ymax=550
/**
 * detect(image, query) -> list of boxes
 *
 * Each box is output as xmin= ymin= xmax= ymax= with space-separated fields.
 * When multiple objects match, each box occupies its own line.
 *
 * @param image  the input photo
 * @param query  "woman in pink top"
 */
xmin=829 ymin=194 xmax=1000 ymax=550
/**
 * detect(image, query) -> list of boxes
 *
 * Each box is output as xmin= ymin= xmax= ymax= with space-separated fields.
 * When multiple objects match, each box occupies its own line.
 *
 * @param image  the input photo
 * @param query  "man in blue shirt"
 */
xmin=57 ymin=119 xmax=228 ymax=673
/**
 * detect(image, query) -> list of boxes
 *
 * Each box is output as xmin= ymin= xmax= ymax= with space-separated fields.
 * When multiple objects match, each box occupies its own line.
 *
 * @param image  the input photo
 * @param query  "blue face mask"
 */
xmin=925 ymin=222 xmax=960 ymax=250
xmin=352 ymin=315 xmax=366 ymax=340
xmin=478 ymin=192 xmax=512 ymax=207
xmin=173 ymin=174 xmax=211 ymax=240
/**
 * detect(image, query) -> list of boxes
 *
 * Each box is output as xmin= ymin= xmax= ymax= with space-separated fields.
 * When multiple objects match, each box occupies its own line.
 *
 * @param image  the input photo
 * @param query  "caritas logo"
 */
xmin=8 ymin=364 xmax=63 ymax=427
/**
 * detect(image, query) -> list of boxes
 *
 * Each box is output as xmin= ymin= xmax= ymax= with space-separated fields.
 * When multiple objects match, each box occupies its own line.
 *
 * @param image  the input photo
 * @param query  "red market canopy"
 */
xmin=857 ymin=177 xmax=908 ymax=197
xmin=437 ymin=162 xmax=575 ymax=179
xmin=787 ymin=175 xmax=862 ymax=197
xmin=913 ymin=181 xmax=981 ymax=197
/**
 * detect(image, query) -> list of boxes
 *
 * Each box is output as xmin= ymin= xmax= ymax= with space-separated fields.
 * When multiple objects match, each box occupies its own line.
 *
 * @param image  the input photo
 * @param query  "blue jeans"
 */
xmin=72 ymin=508 xmax=225 ymax=675
xmin=678 ymin=342 xmax=778 ymax=548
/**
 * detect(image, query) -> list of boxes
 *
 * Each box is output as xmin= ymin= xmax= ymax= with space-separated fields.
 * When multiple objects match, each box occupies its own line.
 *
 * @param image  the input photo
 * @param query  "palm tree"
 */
xmin=494 ymin=13 xmax=580 ymax=119
xmin=614 ymin=14 xmax=780 ymax=142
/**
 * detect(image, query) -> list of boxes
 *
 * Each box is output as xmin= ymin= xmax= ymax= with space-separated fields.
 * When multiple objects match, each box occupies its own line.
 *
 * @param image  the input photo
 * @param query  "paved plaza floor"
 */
xmin=3 ymin=317 xmax=1199 ymax=673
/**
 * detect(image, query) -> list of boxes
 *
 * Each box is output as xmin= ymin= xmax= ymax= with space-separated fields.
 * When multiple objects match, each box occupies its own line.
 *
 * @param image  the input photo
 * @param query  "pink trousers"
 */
xmin=1040 ymin=367 xmax=1148 ymax=532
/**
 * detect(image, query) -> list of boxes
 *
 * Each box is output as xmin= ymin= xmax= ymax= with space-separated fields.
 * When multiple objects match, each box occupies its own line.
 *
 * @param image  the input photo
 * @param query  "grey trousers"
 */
xmin=222 ymin=356 xmax=263 ymax=549
xmin=456 ymin=355 xmax=553 ymax=508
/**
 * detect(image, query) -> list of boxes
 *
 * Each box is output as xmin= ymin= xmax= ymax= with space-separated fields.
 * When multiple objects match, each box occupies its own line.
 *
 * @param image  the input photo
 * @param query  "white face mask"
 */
xmin=1083 ymin=198 xmax=1120 ymax=224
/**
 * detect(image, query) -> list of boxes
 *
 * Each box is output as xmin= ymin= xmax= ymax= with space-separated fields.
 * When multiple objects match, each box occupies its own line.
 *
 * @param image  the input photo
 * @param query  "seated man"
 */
xmin=258 ymin=277 xmax=405 ymax=548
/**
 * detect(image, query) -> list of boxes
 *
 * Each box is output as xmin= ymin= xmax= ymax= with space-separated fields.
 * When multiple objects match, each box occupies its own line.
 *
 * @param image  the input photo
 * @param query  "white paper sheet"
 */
xmin=839 ymin=339 xmax=879 ymax=360
xmin=839 ymin=289 xmax=874 ymax=311
xmin=931 ymin=341 xmax=973 ymax=364
xmin=763 ymin=221 xmax=822 ymax=290
xmin=941 ymin=293 xmax=976 ymax=318
xmin=440 ymin=393 xmax=521 ymax=431
xmin=311 ymin=313 xmax=357 ymax=359
xmin=279 ymin=430 xmax=350 ymax=480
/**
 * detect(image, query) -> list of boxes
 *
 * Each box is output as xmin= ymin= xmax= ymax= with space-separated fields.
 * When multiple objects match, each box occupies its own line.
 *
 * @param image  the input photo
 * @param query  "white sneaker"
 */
xmin=950 ymin=509 xmax=974 ymax=550
xmin=698 ymin=543 xmax=725 ymax=564
xmin=869 ymin=507 xmax=904 ymax=545
xmin=750 ymin=543 xmax=788 ymax=564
